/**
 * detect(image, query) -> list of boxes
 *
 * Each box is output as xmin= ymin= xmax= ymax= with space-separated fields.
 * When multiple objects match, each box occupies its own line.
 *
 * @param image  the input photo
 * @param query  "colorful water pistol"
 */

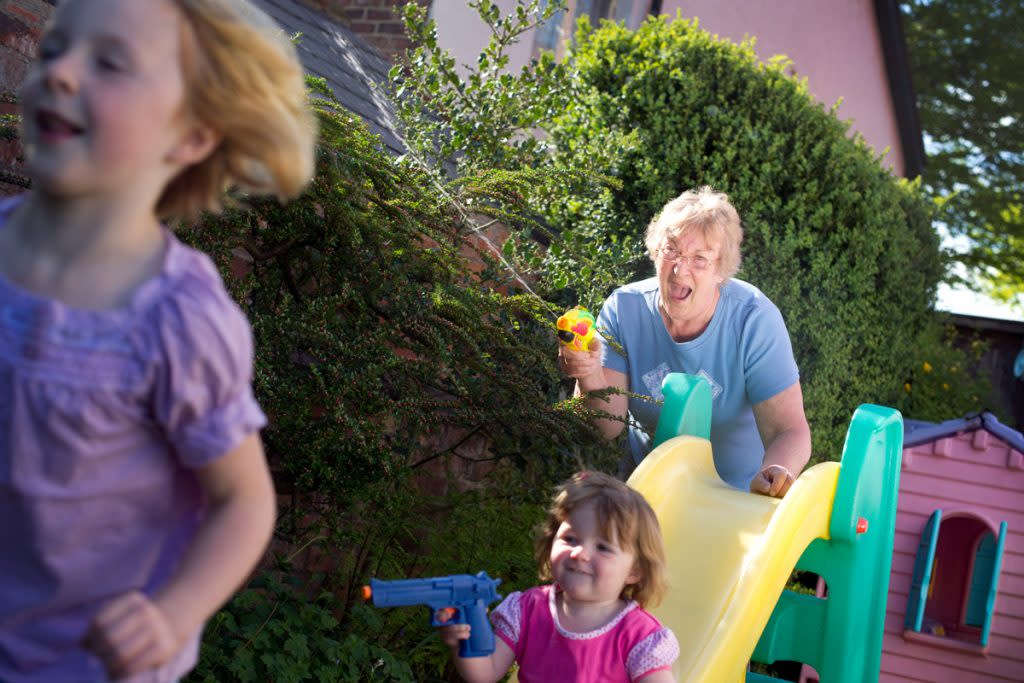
xmin=557 ymin=306 xmax=597 ymax=352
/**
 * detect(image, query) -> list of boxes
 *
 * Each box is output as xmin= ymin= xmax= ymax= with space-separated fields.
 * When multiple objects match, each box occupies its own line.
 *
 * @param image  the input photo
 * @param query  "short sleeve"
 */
xmin=490 ymin=590 xmax=523 ymax=649
xmin=152 ymin=265 xmax=266 ymax=468
xmin=626 ymin=627 xmax=679 ymax=681
xmin=740 ymin=299 xmax=799 ymax=405
xmin=596 ymin=290 xmax=628 ymax=374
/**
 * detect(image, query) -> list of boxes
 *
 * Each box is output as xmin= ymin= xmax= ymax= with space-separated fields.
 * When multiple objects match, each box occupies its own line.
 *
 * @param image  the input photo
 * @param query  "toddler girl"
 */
xmin=441 ymin=471 xmax=679 ymax=682
xmin=0 ymin=0 xmax=316 ymax=681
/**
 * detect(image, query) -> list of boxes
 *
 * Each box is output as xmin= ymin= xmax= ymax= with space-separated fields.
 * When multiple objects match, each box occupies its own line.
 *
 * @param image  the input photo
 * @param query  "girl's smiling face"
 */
xmin=549 ymin=501 xmax=641 ymax=608
xmin=19 ymin=0 xmax=205 ymax=201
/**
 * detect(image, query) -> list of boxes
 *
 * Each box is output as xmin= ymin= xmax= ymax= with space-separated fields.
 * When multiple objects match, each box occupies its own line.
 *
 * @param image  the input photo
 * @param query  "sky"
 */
xmin=937 ymin=283 xmax=1023 ymax=322
xmin=936 ymin=234 xmax=1023 ymax=322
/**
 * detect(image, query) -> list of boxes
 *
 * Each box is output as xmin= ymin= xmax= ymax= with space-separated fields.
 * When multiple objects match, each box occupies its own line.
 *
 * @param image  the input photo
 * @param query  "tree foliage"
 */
xmin=900 ymin=0 xmax=1024 ymax=305
xmin=176 ymin=76 xmax=621 ymax=680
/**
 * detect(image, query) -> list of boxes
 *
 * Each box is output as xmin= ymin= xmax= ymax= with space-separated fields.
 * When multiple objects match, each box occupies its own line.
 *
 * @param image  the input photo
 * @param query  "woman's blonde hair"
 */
xmin=161 ymin=0 xmax=317 ymax=221
xmin=535 ymin=471 xmax=668 ymax=609
xmin=644 ymin=186 xmax=744 ymax=280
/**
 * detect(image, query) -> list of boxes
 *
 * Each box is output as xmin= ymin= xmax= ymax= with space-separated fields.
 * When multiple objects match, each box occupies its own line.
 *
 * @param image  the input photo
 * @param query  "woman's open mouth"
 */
xmin=668 ymin=285 xmax=692 ymax=303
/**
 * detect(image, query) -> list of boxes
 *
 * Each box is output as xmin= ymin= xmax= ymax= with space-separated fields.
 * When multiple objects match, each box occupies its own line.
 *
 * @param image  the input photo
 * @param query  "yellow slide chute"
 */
xmin=628 ymin=436 xmax=841 ymax=682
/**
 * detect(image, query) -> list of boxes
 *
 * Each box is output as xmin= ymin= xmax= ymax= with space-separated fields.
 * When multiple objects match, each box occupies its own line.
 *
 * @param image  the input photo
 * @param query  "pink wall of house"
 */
xmin=882 ymin=430 xmax=1024 ymax=682
xmin=431 ymin=0 xmax=537 ymax=74
xmin=660 ymin=0 xmax=907 ymax=176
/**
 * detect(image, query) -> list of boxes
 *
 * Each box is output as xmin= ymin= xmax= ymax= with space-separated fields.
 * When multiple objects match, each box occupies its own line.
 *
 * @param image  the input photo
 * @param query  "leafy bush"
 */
xmin=546 ymin=15 xmax=947 ymax=457
xmin=894 ymin=320 xmax=996 ymax=422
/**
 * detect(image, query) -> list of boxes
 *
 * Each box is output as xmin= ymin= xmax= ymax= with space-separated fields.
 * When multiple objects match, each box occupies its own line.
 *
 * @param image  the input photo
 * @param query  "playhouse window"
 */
xmin=904 ymin=509 xmax=1008 ymax=648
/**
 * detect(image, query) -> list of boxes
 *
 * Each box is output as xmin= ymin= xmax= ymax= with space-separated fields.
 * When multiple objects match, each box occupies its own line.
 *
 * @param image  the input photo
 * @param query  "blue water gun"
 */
xmin=362 ymin=571 xmax=502 ymax=657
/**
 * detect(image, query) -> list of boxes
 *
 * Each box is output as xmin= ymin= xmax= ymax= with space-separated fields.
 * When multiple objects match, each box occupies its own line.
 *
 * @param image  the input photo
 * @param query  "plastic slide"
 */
xmin=628 ymin=373 xmax=901 ymax=683
xmin=627 ymin=436 xmax=840 ymax=682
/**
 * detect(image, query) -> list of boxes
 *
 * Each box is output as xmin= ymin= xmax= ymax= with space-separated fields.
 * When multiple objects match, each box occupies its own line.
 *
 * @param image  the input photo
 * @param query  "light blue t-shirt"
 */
xmin=597 ymin=277 xmax=799 ymax=489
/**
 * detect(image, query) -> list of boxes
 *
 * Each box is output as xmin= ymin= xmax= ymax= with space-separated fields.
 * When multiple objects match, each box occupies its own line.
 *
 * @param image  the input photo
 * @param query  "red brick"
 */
xmin=376 ymin=21 xmax=405 ymax=34
xmin=0 ymin=49 xmax=28 ymax=92
xmin=342 ymin=8 xmax=365 ymax=20
xmin=0 ymin=140 xmax=23 ymax=166
xmin=365 ymin=9 xmax=394 ymax=21
xmin=4 ymin=1 xmax=55 ymax=31
xmin=0 ymin=13 xmax=39 ymax=56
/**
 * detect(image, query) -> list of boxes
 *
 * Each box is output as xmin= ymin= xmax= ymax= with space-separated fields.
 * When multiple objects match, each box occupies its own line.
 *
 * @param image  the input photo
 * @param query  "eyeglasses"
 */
xmin=658 ymin=246 xmax=717 ymax=272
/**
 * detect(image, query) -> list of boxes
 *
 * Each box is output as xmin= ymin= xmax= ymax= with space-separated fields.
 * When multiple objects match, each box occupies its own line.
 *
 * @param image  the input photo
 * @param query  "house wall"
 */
xmin=0 ymin=0 xmax=53 ymax=197
xmin=882 ymin=432 xmax=1024 ymax=682
xmin=431 ymin=0 xmax=651 ymax=72
xmin=431 ymin=0 xmax=538 ymax=75
xmin=0 ymin=0 xmax=52 ymax=95
xmin=659 ymin=0 xmax=907 ymax=177
xmin=296 ymin=0 xmax=429 ymax=61
xmin=431 ymin=1 xmax=911 ymax=177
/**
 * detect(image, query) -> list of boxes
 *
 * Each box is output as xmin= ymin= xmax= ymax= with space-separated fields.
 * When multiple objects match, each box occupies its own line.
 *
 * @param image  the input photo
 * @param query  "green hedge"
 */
xmin=549 ymin=16 xmax=946 ymax=457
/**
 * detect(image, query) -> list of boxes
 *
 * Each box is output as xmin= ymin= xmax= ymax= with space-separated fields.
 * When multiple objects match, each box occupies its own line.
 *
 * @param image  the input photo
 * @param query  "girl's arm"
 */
xmin=636 ymin=670 xmax=675 ymax=682
xmin=85 ymin=433 xmax=276 ymax=677
xmin=439 ymin=624 xmax=517 ymax=683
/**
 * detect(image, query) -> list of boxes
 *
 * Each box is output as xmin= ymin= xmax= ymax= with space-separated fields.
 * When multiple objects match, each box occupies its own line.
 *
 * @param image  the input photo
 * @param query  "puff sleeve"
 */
xmin=151 ymin=257 xmax=267 ymax=468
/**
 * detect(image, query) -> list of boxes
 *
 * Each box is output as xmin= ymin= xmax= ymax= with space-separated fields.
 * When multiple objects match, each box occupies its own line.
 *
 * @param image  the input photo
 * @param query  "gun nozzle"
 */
xmin=361 ymin=585 xmax=372 ymax=601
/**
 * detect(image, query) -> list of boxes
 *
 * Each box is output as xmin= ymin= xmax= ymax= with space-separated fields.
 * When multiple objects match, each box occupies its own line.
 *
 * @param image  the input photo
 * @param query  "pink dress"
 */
xmin=492 ymin=585 xmax=679 ymax=682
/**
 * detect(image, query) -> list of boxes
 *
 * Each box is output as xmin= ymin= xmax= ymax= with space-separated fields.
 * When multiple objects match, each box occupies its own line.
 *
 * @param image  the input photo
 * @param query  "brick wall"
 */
xmin=1 ymin=0 xmax=53 ymax=96
xmin=1 ymin=0 xmax=54 ymax=196
xmin=297 ymin=0 xmax=428 ymax=61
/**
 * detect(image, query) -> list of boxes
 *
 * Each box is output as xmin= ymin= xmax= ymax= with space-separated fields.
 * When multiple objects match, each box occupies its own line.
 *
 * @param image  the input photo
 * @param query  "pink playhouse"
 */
xmin=880 ymin=411 xmax=1023 ymax=682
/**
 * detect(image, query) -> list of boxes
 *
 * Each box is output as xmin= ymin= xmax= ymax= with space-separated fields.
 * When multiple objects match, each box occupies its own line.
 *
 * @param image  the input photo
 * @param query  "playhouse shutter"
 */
xmin=905 ymin=509 xmax=941 ymax=632
xmin=979 ymin=521 xmax=1008 ymax=647
xmin=965 ymin=533 xmax=996 ymax=627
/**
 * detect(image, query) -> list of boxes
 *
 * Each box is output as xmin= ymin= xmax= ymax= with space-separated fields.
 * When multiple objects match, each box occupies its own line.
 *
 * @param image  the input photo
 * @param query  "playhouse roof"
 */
xmin=251 ymin=0 xmax=404 ymax=155
xmin=903 ymin=411 xmax=1024 ymax=452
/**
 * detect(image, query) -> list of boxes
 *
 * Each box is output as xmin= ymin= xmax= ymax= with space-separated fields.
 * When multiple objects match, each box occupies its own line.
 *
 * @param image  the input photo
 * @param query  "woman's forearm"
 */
xmin=575 ymin=375 xmax=628 ymax=439
xmin=761 ymin=426 xmax=812 ymax=476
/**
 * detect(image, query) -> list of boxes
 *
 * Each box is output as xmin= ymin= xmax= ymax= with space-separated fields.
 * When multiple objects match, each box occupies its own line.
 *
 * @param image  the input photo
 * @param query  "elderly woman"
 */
xmin=560 ymin=187 xmax=811 ymax=497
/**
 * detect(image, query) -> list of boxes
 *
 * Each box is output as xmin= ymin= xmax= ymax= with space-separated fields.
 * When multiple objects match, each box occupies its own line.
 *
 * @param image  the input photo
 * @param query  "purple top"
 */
xmin=0 ymin=195 xmax=267 ymax=683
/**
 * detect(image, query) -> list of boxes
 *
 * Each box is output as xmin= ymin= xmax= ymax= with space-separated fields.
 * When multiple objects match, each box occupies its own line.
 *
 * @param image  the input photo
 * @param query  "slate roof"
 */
xmin=251 ymin=0 xmax=405 ymax=155
xmin=903 ymin=411 xmax=1024 ymax=452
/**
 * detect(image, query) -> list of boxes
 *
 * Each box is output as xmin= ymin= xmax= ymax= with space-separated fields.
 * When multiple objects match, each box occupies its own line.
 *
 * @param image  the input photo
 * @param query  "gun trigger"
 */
xmin=435 ymin=607 xmax=458 ymax=623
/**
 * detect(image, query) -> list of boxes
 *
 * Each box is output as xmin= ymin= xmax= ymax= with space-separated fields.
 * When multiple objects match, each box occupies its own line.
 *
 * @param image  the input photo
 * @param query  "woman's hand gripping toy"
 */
xmin=557 ymin=306 xmax=603 ymax=384
xmin=556 ymin=306 xmax=597 ymax=352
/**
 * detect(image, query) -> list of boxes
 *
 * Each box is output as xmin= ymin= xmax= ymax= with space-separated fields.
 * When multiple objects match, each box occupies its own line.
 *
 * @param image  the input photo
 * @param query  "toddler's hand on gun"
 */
xmin=439 ymin=622 xmax=472 ymax=651
xmin=83 ymin=591 xmax=180 ymax=679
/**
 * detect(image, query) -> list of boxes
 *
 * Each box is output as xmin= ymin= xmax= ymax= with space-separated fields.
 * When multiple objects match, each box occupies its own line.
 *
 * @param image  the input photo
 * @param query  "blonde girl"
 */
xmin=441 ymin=471 xmax=679 ymax=682
xmin=0 ymin=0 xmax=315 ymax=681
